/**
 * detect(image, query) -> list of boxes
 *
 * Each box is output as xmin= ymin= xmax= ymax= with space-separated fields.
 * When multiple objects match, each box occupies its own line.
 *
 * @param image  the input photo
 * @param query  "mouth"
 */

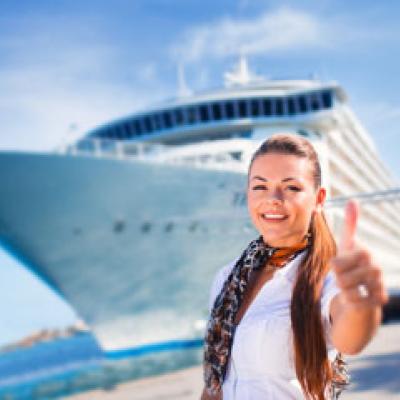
xmin=260 ymin=213 xmax=289 ymax=222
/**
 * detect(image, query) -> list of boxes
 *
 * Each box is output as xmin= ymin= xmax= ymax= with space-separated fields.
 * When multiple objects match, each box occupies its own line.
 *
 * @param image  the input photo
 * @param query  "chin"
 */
xmin=261 ymin=233 xmax=286 ymax=247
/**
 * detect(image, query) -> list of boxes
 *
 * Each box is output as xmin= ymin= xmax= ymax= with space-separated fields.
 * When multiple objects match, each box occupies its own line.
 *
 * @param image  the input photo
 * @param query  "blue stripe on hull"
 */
xmin=105 ymin=338 xmax=204 ymax=359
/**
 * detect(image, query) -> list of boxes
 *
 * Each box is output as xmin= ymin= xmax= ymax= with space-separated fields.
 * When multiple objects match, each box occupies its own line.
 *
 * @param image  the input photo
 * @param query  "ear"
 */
xmin=315 ymin=187 xmax=326 ymax=212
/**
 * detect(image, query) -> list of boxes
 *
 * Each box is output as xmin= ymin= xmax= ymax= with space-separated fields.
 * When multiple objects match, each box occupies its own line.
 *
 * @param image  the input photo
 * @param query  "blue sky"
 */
xmin=1 ymin=0 xmax=399 ymax=346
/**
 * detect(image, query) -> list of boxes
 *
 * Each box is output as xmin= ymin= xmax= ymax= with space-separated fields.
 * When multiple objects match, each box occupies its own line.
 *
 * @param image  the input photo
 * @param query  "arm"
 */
xmin=328 ymin=200 xmax=388 ymax=355
xmin=329 ymin=288 xmax=383 ymax=355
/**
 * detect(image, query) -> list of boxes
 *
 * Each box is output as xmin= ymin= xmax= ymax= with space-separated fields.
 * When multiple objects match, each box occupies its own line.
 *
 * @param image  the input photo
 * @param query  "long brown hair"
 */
xmin=248 ymin=133 xmax=337 ymax=400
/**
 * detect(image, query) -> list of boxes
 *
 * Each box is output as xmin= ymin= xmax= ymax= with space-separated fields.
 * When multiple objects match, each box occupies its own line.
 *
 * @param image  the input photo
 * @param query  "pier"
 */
xmin=66 ymin=322 xmax=400 ymax=400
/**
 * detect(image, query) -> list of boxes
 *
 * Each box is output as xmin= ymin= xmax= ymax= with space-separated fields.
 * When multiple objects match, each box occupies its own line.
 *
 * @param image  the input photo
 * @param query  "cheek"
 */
xmin=247 ymin=193 xmax=261 ymax=212
xmin=247 ymin=195 xmax=262 ymax=223
xmin=289 ymin=198 xmax=314 ymax=222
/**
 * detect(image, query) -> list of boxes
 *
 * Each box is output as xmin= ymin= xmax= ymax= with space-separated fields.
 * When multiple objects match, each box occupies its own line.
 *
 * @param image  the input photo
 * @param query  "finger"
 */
xmin=366 ymin=268 xmax=389 ymax=304
xmin=339 ymin=200 xmax=359 ymax=252
xmin=334 ymin=260 xmax=379 ymax=290
xmin=331 ymin=248 xmax=370 ymax=274
xmin=339 ymin=265 xmax=388 ymax=306
xmin=365 ymin=265 xmax=383 ymax=287
xmin=334 ymin=264 xmax=370 ymax=290
xmin=341 ymin=286 xmax=387 ymax=307
xmin=369 ymin=284 xmax=389 ymax=304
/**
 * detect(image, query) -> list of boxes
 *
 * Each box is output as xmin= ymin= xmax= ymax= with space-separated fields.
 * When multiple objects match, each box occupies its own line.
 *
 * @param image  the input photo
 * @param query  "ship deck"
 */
xmin=65 ymin=322 xmax=400 ymax=400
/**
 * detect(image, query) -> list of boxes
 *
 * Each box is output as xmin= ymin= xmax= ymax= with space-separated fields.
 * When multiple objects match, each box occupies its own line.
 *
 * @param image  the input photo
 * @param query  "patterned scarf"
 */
xmin=203 ymin=234 xmax=310 ymax=396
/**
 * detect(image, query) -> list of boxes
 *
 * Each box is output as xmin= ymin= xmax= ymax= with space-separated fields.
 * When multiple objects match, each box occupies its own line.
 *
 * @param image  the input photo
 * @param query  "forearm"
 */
xmin=331 ymin=294 xmax=382 ymax=355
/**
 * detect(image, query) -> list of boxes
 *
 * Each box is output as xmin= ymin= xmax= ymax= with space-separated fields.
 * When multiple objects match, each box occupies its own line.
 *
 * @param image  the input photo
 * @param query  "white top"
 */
xmin=208 ymin=251 xmax=341 ymax=400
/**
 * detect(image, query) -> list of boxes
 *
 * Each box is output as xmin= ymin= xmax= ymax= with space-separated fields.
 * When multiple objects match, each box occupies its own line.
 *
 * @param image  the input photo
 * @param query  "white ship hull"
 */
xmin=0 ymin=152 xmax=255 ymax=351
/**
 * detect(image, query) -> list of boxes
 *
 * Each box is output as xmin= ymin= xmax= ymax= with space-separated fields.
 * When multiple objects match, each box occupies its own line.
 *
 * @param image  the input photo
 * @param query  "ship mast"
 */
xmin=224 ymin=55 xmax=265 ymax=87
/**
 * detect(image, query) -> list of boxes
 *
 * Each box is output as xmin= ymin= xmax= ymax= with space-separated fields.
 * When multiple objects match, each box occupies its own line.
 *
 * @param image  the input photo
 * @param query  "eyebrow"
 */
xmin=251 ymin=176 xmax=298 ymax=183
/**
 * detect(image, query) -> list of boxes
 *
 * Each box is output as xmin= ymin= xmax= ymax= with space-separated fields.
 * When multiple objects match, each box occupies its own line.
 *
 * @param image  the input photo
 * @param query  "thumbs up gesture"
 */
xmin=330 ymin=200 xmax=388 ymax=308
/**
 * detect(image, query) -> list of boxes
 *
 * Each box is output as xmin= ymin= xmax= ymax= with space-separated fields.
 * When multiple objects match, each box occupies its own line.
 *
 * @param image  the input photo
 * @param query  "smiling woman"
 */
xmin=247 ymin=152 xmax=326 ymax=249
xmin=201 ymin=133 xmax=387 ymax=400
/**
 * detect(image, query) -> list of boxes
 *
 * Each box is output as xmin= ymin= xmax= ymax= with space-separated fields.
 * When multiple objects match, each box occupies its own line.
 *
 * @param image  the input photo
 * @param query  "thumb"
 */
xmin=339 ymin=199 xmax=359 ymax=252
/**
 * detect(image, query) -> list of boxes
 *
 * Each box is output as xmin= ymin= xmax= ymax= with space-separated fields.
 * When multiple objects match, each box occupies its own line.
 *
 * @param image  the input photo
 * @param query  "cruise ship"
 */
xmin=0 ymin=58 xmax=399 ymax=357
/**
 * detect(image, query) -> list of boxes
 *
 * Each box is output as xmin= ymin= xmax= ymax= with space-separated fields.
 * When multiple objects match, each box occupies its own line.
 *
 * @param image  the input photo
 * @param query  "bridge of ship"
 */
xmin=76 ymin=87 xmax=338 ymax=149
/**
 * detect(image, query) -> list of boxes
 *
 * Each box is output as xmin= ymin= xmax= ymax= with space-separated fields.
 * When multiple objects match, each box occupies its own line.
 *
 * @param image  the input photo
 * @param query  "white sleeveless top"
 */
xmin=207 ymin=251 xmax=340 ymax=400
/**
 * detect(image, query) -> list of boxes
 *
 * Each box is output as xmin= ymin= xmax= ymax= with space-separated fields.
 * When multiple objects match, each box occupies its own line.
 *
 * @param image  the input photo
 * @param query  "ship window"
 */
xmin=276 ymin=98 xmax=284 ymax=116
xmin=238 ymin=99 xmax=247 ymax=118
xmin=309 ymin=93 xmax=321 ymax=111
xmin=144 ymin=116 xmax=153 ymax=133
xmin=174 ymin=108 xmax=184 ymax=126
xmin=162 ymin=112 xmax=172 ymax=129
xmin=263 ymin=98 xmax=272 ymax=116
xmin=116 ymin=126 xmax=123 ymax=139
xmin=133 ymin=119 xmax=142 ymax=135
xmin=224 ymin=101 xmax=235 ymax=119
xmin=153 ymin=113 xmax=163 ymax=131
xmin=186 ymin=107 xmax=197 ymax=124
xmin=141 ymin=222 xmax=152 ymax=233
xmin=122 ymin=125 xmax=129 ymax=138
xmin=114 ymin=126 xmax=123 ymax=139
xmin=123 ymin=123 xmax=132 ymax=138
xmin=288 ymin=97 xmax=296 ymax=115
xmin=139 ymin=118 xmax=146 ymax=134
xmin=212 ymin=102 xmax=222 ymax=121
xmin=230 ymin=151 xmax=242 ymax=161
xmin=250 ymin=99 xmax=260 ymax=117
xmin=322 ymin=91 xmax=332 ymax=108
xmin=164 ymin=222 xmax=174 ymax=232
xmin=298 ymin=96 xmax=307 ymax=113
xmin=104 ymin=130 xmax=111 ymax=139
xmin=298 ymin=129 xmax=309 ymax=137
xmin=199 ymin=104 xmax=209 ymax=122
xmin=111 ymin=127 xmax=119 ymax=139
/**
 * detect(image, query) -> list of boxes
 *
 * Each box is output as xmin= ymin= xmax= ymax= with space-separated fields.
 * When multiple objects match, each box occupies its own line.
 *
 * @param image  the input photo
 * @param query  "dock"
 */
xmin=66 ymin=322 xmax=400 ymax=399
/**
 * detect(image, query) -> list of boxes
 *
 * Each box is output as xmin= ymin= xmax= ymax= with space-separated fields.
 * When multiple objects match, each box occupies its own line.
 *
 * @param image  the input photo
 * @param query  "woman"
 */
xmin=201 ymin=134 xmax=388 ymax=400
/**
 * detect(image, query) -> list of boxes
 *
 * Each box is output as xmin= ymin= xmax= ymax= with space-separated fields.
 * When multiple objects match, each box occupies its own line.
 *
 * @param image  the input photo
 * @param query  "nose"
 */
xmin=265 ymin=187 xmax=284 ymax=204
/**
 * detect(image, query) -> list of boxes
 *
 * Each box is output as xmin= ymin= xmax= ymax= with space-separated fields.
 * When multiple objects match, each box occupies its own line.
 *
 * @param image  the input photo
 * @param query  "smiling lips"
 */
xmin=261 ymin=213 xmax=288 ymax=222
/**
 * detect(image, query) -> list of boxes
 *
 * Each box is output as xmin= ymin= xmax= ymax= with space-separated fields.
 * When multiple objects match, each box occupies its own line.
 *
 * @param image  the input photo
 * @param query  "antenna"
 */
xmin=177 ymin=63 xmax=191 ymax=97
xmin=224 ymin=55 xmax=265 ymax=87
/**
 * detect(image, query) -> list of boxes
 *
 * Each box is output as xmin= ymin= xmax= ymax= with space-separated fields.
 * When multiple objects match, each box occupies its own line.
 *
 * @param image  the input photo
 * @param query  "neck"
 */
xmin=263 ymin=233 xmax=310 ymax=249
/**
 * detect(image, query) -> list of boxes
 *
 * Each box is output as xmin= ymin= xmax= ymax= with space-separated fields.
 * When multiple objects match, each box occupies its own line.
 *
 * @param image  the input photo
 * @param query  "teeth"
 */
xmin=263 ymin=214 xmax=286 ymax=219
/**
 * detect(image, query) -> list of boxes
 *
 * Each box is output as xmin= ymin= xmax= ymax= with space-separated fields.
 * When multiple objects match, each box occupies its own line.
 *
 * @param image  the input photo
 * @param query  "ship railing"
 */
xmin=59 ymin=138 xmax=164 ymax=160
xmin=326 ymin=188 xmax=400 ymax=207
xmin=57 ymin=138 xmax=247 ymax=171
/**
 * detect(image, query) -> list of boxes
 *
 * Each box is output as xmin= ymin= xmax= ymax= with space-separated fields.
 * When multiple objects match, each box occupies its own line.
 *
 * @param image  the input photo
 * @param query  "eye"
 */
xmin=287 ymin=185 xmax=301 ymax=191
xmin=252 ymin=185 xmax=266 ymax=190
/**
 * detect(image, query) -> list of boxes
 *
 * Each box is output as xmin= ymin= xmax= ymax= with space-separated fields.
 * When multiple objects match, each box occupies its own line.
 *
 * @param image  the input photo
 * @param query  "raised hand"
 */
xmin=330 ymin=200 xmax=388 ymax=308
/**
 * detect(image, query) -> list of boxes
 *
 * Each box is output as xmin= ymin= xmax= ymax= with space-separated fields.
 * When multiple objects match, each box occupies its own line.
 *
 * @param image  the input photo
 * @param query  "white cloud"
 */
xmin=170 ymin=7 xmax=324 ymax=62
xmin=170 ymin=6 xmax=400 ymax=64
xmin=0 ymin=22 xmax=169 ymax=151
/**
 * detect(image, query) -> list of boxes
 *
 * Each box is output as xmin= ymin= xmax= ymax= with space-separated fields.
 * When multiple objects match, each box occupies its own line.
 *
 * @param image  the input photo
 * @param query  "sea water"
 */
xmin=0 ymin=333 xmax=203 ymax=399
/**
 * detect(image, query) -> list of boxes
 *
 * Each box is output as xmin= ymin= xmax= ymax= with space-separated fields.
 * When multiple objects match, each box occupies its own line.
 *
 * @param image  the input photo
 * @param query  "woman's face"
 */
xmin=247 ymin=152 xmax=326 ymax=248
